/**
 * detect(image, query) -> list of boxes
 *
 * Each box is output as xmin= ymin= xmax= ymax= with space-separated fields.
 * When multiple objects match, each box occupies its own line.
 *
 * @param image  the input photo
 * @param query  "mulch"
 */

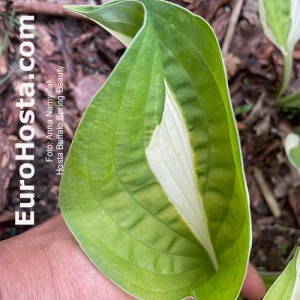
xmin=0 ymin=0 xmax=299 ymax=273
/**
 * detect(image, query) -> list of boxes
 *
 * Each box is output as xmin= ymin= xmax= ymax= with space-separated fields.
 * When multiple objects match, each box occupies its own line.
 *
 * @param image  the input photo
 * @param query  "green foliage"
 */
xmin=234 ymin=104 xmax=253 ymax=116
xmin=259 ymin=0 xmax=300 ymax=96
xmin=263 ymin=247 xmax=300 ymax=300
xmin=60 ymin=1 xmax=251 ymax=299
xmin=259 ymin=270 xmax=281 ymax=289
xmin=0 ymin=9 xmax=17 ymax=86
xmin=0 ymin=9 xmax=15 ymax=56
xmin=277 ymin=91 xmax=300 ymax=108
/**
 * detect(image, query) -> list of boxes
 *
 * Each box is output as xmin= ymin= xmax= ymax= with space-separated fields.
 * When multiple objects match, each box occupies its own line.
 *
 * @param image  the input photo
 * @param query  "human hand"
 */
xmin=0 ymin=214 xmax=266 ymax=300
xmin=241 ymin=263 xmax=267 ymax=300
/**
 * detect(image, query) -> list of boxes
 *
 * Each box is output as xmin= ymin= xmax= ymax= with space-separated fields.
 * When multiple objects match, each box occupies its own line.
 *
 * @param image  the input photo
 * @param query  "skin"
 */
xmin=0 ymin=214 xmax=266 ymax=300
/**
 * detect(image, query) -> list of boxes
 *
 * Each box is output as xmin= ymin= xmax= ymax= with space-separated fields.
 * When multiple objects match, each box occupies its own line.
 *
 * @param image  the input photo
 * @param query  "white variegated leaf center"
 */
xmin=145 ymin=84 xmax=219 ymax=271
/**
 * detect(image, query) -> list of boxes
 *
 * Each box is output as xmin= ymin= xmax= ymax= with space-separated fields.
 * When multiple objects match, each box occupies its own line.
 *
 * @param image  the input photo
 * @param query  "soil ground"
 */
xmin=0 ymin=0 xmax=299 ymax=275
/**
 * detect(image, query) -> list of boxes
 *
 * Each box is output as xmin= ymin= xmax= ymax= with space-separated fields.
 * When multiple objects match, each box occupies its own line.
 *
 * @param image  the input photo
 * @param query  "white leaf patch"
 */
xmin=288 ymin=0 xmax=300 ymax=51
xmin=284 ymin=133 xmax=300 ymax=172
xmin=145 ymin=84 xmax=219 ymax=271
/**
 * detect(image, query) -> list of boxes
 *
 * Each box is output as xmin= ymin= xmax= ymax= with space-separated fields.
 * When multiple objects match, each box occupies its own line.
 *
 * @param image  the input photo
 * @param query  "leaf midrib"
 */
xmin=86 ymin=25 xmax=205 ymax=260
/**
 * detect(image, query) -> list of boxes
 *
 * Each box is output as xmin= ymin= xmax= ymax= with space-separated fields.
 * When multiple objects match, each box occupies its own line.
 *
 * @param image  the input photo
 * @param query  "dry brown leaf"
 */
xmin=274 ymin=180 xmax=289 ymax=198
xmin=36 ymin=23 xmax=57 ymax=57
xmin=71 ymin=27 xmax=99 ymax=47
xmin=242 ymin=0 xmax=259 ymax=28
xmin=288 ymin=190 xmax=300 ymax=227
xmin=246 ymin=172 xmax=268 ymax=214
xmin=254 ymin=114 xmax=271 ymax=136
xmin=224 ymin=52 xmax=242 ymax=78
xmin=74 ymin=74 xmax=106 ymax=113
xmin=0 ymin=88 xmax=19 ymax=135
xmin=211 ymin=7 xmax=231 ymax=42
xmin=0 ymin=54 xmax=8 ymax=76
xmin=294 ymin=42 xmax=300 ymax=60
xmin=199 ymin=0 xmax=228 ymax=22
xmin=104 ymin=36 xmax=125 ymax=53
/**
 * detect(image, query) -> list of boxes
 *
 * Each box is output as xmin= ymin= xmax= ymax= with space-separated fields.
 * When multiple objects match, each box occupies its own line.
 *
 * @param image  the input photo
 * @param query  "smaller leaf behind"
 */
xmin=287 ymin=0 xmax=300 ymax=53
xmin=263 ymin=247 xmax=300 ymax=300
xmin=284 ymin=133 xmax=300 ymax=172
xmin=276 ymin=91 xmax=300 ymax=108
xmin=258 ymin=0 xmax=300 ymax=96
xmin=258 ymin=0 xmax=291 ymax=54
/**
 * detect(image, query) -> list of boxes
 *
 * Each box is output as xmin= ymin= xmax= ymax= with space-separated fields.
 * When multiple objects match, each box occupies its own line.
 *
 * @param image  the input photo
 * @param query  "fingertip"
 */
xmin=241 ymin=263 xmax=267 ymax=300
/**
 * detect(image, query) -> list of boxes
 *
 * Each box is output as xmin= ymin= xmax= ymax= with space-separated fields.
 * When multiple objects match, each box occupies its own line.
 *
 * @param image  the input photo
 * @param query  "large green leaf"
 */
xmin=60 ymin=1 xmax=251 ymax=299
xmin=259 ymin=0 xmax=300 ymax=96
xmin=263 ymin=247 xmax=300 ymax=300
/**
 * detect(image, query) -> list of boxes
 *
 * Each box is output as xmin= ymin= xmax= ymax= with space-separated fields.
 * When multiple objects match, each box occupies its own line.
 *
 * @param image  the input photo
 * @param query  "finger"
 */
xmin=241 ymin=263 xmax=267 ymax=300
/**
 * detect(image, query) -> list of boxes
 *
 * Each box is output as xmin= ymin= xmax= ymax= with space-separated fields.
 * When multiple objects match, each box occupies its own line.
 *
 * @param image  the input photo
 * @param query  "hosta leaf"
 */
xmin=284 ymin=133 xmax=300 ymax=172
xmin=258 ymin=0 xmax=300 ymax=96
xmin=60 ymin=1 xmax=251 ymax=299
xmin=258 ymin=0 xmax=291 ymax=53
xmin=288 ymin=0 xmax=300 ymax=53
xmin=263 ymin=247 xmax=300 ymax=300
